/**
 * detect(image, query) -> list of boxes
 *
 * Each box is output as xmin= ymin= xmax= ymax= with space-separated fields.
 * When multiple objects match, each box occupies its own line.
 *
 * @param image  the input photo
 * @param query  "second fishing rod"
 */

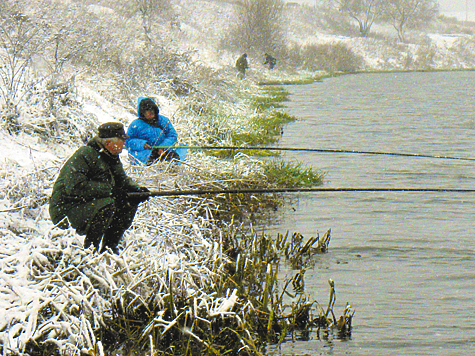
xmin=155 ymin=144 xmax=475 ymax=163
xmin=128 ymin=187 xmax=475 ymax=199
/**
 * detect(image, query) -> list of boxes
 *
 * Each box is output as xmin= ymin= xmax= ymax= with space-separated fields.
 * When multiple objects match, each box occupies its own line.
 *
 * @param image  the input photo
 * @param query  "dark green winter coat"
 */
xmin=236 ymin=54 xmax=248 ymax=73
xmin=49 ymin=137 xmax=140 ymax=235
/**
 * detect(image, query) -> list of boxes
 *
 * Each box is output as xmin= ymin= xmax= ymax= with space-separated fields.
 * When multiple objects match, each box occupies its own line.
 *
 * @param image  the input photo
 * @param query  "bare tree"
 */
xmin=382 ymin=0 xmax=438 ymax=42
xmin=41 ymin=7 xmax=93 ymax=81
xmin=229 ymin=0 xmax=285 ymax=54
xmin=331 ymin=0 xmax=383 ymax=37
xmin=111 ymin=0 xmax=172 ymax=43
xmin=0 ymin=8 xmax=47 ymax=107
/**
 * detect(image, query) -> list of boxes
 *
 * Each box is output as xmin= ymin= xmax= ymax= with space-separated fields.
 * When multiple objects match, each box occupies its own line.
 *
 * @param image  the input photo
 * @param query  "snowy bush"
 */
xmin=285 ymin=42 xmax=364 ymax=73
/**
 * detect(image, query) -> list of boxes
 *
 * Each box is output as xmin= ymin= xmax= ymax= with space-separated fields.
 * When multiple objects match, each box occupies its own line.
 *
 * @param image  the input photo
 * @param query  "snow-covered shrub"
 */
xmin=1 ymin=161 xmax=53 ymax=202
xmin=7 ymin=78 xmax=99 ymax=145
xmin=413 ymin=44 xmax=437 ymax=69
xmin=0 ymin=5 xmax=48 ymax=108
xmin=285 ymin=42 xmax=364 ymax=73
xmin=219 ymin=0 xmax=286 ymax=55
xmin=451 ymin=36 xmax=475 ymax=67
xmin=0 ymin=102 xmax=21 ymax=134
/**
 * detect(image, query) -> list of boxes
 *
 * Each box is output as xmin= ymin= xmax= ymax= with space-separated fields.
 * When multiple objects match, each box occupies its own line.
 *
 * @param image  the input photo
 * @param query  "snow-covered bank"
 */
xmin=0 ymin=192 xmax=225 ymax=354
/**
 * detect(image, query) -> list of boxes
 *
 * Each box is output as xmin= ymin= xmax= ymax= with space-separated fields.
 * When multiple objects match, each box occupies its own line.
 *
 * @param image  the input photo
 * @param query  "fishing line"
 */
xmin=154 ymin=145 xmax=475 ymax=162
xmin=129 ymin=187 xmax=475 ymax=198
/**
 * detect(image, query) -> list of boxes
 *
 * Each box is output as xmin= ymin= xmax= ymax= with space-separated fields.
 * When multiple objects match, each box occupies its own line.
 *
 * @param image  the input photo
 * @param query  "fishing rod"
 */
xmin=155 ymin=145 xmax=475 ymax=162
xmin=129 ymin=187 xmax=475 ymax=198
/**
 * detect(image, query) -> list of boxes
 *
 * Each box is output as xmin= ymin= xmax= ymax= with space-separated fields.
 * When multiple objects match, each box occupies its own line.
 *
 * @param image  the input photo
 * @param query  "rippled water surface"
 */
xmin=261 ymin=71 xmax=475 ymax=355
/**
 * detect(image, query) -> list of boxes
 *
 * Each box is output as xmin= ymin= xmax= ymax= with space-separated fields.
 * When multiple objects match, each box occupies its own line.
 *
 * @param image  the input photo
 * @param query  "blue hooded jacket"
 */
xmin=126 ymin=97 xmax=178 ymax=165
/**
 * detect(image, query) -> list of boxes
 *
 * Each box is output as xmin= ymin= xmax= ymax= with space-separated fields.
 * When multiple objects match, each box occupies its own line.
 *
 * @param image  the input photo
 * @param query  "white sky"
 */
xmin=437 ymin=0 xmax=472 ymax=11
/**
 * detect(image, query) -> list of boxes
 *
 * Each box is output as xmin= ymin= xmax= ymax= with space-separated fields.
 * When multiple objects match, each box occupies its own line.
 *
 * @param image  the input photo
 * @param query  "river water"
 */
xmin=261 ymin=71 xmax=475 ymax=355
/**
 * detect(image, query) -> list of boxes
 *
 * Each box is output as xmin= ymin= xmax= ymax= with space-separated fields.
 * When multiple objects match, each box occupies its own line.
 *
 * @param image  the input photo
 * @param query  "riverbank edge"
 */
xmin=258 ymin=67 xmax=475 ymax=86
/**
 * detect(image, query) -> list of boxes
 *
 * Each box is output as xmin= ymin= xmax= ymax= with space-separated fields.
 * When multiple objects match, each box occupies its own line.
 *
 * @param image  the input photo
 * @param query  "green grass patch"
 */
xmin=264 ymin=160 xmax=324 ymax=188
xmin=231 ymin=112 xmax=295 ymax=145
xmin=258 ymin=72 xmax=333 ymax=85
xmin=184 ymin=159 xmax=323 ymax=221
xmin=208 ymin=148 xmax=278 ymax=158
xmin=204 ymin=111 xmax=297 ymax=159
xmin=250 ymin=86 xmax=290 ymax=111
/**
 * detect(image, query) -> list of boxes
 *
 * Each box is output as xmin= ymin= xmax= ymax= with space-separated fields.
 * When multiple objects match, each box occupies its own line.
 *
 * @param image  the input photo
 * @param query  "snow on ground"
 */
xmin=77 ymin=85 xmax=135 ymax=125
xmin=428 ymin=32 xmax=469 ymax=48
xmin=0 ymin=131 xmax=59 ymax=168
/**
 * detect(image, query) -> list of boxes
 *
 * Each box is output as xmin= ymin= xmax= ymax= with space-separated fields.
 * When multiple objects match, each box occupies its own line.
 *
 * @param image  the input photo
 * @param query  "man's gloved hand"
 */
xmin=136 ymin=186 xmax=151 ymax=193
xmin=112 ymin=187 xmax=129 ymax=204
xmin=128 ymin=186 xmax=151 ymax=205
xmin=152 ymin=148 xmax=164 ymax=156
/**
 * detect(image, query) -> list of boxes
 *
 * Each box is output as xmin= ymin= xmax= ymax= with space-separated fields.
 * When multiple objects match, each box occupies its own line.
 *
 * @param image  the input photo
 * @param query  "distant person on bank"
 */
xmin=264 ymin=53 xmax=276 ymax=69
xmin=126 ymin=97 xmax=179 ymax=165
xmin=236 ymin=53 xmax=249 ymax=79
xmin=49 ymin=122 xmax=150 ymax=253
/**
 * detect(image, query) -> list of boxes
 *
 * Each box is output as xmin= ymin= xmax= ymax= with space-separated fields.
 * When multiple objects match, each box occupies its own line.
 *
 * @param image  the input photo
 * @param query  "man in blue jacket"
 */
xmin=126 ymin=97 xmax=179 ymax=165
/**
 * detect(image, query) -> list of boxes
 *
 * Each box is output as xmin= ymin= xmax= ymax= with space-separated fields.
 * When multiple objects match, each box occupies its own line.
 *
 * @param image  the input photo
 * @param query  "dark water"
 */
xmin=262 ymin=71 xmax=475 ymax=355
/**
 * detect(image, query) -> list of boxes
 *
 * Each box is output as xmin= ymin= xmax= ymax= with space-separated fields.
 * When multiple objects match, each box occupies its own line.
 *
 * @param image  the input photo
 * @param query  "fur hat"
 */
xmin=97 ymin=122 xmax=129 ymax=139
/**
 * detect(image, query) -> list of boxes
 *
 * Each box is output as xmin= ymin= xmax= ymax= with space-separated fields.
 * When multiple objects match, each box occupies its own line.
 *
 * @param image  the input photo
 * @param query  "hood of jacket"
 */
xmin=137 ymin=96 xmax=159 ymax=119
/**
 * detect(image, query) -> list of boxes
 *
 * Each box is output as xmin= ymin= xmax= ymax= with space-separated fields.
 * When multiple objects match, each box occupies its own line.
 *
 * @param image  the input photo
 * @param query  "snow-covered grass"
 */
xmin=0 ymin=62 xmax=302 ymax=355
xmin=0 ymin=184 xmax=228 ymax=354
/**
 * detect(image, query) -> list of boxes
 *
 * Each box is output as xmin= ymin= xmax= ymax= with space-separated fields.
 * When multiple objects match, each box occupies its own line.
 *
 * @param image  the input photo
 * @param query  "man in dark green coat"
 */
xmin=235 ymin=53 xmax=249 ymax=80
xmin=49 ymin=122 xmax=150 ymax=253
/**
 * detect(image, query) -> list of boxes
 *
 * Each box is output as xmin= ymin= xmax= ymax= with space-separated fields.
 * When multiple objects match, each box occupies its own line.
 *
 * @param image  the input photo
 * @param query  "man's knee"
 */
xmin=85 ymin=205 xmax=114 ymax=238
xmin=113 ymin=203 xmax=138 ymax=229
